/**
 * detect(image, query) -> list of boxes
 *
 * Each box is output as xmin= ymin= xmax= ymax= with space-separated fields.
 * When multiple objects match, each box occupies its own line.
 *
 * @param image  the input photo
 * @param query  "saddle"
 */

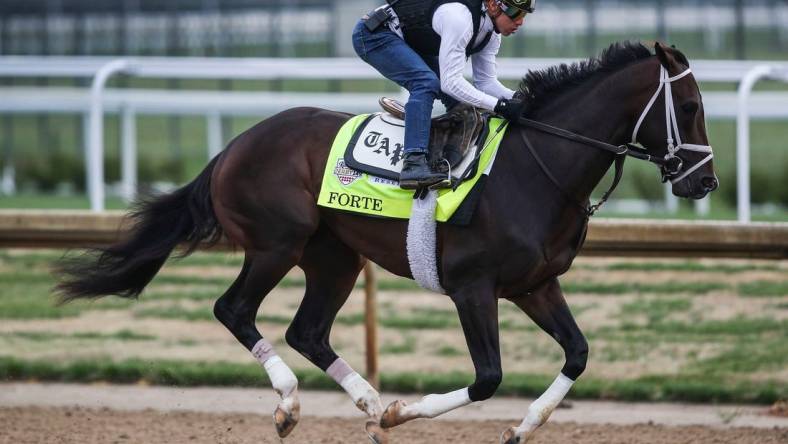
xmin=379 ymin=97 xmax=487 ymax=177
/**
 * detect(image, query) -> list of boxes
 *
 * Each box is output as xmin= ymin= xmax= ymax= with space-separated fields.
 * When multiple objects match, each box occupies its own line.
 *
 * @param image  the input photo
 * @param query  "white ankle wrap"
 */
xmin=262 ymin=355 xmax=298 ymax=398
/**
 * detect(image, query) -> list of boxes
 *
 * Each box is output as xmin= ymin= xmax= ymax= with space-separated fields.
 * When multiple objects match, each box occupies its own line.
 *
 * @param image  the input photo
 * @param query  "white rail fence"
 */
xmin=1 ymin=56 xmax=788 ymax=220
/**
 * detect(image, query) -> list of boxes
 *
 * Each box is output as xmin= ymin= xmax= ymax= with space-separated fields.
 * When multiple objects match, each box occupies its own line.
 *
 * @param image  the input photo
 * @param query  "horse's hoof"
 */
xmin=365 ymin=419 xmax=389 ymax=444
xmin=380 ymin=400 xmax=409 ymax=429
xmin=273 ymin=399 xmax=300 ymax=438
xmin=500 ymin=427 xmax=521 ymax=444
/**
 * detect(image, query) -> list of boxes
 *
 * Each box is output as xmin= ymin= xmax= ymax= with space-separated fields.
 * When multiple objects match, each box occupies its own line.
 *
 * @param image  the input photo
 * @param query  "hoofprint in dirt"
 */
xmin=1 ymin=406 xmax=786 ymax=444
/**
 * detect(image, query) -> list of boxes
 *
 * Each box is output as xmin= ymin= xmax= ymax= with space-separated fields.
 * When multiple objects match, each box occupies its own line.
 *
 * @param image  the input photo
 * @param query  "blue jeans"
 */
xmin=352 ymin=20 xmax=456 ymax=154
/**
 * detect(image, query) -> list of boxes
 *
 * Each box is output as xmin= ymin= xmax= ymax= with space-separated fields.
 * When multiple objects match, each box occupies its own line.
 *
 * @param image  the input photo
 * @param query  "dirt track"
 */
xmin=2 ymin=406 xmax=787 ymax=444
xmin=1 ymin=384 xmax=787 ymax=444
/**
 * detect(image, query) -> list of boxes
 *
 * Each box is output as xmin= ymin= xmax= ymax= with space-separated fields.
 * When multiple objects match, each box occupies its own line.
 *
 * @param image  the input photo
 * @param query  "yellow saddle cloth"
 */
xmin=317 ymin=114 xmax=507 ymax=222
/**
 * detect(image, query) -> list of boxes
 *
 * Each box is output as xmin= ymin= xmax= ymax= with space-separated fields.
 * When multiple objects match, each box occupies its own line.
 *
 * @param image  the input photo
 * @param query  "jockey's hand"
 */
xmin=494 ymin=98 xmax=524 ymax=122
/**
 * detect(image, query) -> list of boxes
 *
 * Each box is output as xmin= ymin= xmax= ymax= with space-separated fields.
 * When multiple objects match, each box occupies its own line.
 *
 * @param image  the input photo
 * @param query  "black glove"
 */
xmin=494 ymin=98 xmax=524 ymax=122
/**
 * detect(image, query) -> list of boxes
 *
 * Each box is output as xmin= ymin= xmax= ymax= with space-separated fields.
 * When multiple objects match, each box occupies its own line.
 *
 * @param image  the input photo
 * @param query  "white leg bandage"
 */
xmin=405 ymin=387 xmax=472 ymax=419
xmin=327 ymin=358 xmax=383 ymax=418
xmin=516 ymin=373 xmax=574 ymax=435
xmin=252 ymin=339 xmax=298 ymax=398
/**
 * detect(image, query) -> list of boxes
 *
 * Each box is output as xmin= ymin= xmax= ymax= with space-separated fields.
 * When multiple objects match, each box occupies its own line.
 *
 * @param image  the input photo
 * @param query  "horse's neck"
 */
xmin=530 ymin=61 xmax=651 ymax=206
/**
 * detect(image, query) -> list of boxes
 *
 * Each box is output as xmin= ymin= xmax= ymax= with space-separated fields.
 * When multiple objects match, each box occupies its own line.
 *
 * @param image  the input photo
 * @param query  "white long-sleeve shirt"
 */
xmin=387 ymin=3 xmax=515 ymax=111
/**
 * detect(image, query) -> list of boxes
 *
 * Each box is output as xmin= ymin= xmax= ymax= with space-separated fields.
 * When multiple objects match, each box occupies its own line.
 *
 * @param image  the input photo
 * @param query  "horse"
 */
xmin=55 ymin=41 xmax=717 ymax=444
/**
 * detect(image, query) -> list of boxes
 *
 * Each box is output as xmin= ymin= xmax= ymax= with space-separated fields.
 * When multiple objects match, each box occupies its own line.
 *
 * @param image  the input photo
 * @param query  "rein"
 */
xmin=515 ymin=118 xmax=626 ymax=218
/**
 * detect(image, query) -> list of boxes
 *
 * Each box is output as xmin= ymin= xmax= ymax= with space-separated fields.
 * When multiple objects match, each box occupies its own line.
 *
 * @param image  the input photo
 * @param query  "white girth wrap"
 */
xmin=406 ymin=189 xmax=446 ymax=294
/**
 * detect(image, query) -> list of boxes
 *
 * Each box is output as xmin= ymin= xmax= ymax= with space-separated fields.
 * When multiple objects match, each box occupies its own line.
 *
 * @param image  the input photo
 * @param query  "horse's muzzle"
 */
xmin=701 ymin=175 xmax=718 ymax=193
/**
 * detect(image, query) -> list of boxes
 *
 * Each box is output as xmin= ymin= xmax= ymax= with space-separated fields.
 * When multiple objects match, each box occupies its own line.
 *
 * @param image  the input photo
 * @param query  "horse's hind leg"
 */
xmin=500 ymin=277 xmax=588 ymax=444
xmin=213 ymin=248 xmax=304 ymax=438
xmin=286 ymin=224 xmax=388 ymax=442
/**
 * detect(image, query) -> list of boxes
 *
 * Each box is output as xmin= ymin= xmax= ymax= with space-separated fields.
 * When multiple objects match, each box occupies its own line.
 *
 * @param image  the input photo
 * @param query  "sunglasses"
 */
xmin=503 ymin=5 xmax=530 ymax=20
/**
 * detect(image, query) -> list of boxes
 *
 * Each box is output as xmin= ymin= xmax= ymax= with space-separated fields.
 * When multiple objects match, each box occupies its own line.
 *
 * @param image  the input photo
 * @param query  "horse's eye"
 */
xmin=681 ymin=101 xmax=699 ymax=115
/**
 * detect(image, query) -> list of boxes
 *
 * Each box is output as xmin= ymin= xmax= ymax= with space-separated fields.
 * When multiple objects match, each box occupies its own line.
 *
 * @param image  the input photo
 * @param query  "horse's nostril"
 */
xmin=702 ymin=176 xmax=718 ymax=191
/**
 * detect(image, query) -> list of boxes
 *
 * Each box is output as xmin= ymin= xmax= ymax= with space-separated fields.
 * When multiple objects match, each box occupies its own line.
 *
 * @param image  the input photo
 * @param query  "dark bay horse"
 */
xmin=56 ymin=41 xmax=717 ymax=444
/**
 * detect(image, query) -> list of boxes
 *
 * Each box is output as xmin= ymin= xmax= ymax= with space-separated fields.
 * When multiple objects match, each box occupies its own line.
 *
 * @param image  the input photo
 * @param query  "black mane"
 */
xmin=517 ymin=41 xmax=655 ymax=116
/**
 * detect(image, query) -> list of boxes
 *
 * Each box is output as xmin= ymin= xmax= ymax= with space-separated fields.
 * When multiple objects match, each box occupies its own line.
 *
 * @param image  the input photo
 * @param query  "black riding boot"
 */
xmin=399 ymin=152 xmax=446 ymax=190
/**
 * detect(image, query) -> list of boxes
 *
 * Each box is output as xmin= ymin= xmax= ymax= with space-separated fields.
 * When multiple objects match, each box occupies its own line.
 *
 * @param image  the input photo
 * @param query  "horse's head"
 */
xmin=630 ymin=42 xmax=718 ymax=199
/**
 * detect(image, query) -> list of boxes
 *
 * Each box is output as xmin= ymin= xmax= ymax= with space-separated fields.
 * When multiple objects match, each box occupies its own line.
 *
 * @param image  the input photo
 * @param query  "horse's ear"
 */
xmin=654 ymin=42 xmax=673 ymax=69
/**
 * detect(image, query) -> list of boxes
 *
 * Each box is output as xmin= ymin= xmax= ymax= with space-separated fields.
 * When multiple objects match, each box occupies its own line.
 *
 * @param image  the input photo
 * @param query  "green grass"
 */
xmin=434 ymin=346 xmax=464 ymax=357
xmin=1 ymin=329 xmax=156 ymax=342
xmin=0 ymin=194 xmax=130 ymax=210
xmin=149 ymin=274 xmax=236 ymax=287
xmin=595 ymin=341 xmax=655 ymax=362
xmin=133 ymin=305 xmax=294 ymax=325
xmin=132 ymin=306 xmax=214 ymax=322
xmin=619 ymin=298 xmax=692 ymax=324
xmin=688 ymin=339 xmax=788 ymax=375
xmin=379 ymin=308 xmax=460 ymax=330
xmin=167 ymin=254 xmax=245 ymax=268
xmin=738 ymin=280 xmax=788 ymax=298
xmin=562 ymin=281 xmax=728 ymax=295
xmin=143 ymin=289 xmax=226 ymax=302
xmin=0 ymin=265 xmax=137 ymax=319
xmin=150 ymin=272 xmax=420 ymax=293
xmin=601 ymin=261 xmax=779 ymax=274
xmin=0 ymin=281 xmax=134 ymax=319
xmin=380 ymin=336 xmax=416 ymax=355
xmin=623 ymin=317 xmax=788 ymax=336
xmin=0 ymin=356 xmax=782 ymax=404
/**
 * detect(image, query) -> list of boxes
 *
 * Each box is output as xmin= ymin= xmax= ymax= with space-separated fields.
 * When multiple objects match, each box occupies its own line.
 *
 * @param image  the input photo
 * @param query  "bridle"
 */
xmin=629 ymin=66 xmax=714 ymax=184
xmin=511 ymin=62 xmax=714 ymax=217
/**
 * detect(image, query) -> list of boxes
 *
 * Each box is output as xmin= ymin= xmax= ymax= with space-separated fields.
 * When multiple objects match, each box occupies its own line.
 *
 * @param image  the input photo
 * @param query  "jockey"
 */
xmin=352 ymin=0 xmax=533 ymax=189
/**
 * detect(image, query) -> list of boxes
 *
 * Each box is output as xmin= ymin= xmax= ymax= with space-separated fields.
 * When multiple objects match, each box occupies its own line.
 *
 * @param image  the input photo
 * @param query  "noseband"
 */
xmin=629 ymin=66 xmax=714 ymax=184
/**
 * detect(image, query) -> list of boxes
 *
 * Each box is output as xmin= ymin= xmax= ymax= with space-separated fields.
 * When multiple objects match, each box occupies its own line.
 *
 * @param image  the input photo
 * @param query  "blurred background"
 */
xmin=0 ymin=0 xmax=786 ymax=220
xmin=0 ymin=3 xmax=786 ymax=435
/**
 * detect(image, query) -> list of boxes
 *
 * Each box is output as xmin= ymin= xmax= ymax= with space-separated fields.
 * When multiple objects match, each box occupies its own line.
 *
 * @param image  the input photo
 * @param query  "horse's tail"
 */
xmin=55 ymin=155 xmax=224 ymax=303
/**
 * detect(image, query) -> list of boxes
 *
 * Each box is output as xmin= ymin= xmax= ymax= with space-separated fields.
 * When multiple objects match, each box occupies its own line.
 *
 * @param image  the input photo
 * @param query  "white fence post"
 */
xmin=695 ymin=197 xmax=710 ymax=216
xmin=121 ymin=106 xmax=137 ymax=203
xmin=207 ymin=112 xmax=223 ymax=159
xmin=88 ymin=59 xmax=130 ymax=212
xmin=1 ymin=164 xmax=14 ymax=195
xmin=736 ymin=65 xmax=775 ymax=223
xmin=664 ymin=183 xmax=679 ymax=213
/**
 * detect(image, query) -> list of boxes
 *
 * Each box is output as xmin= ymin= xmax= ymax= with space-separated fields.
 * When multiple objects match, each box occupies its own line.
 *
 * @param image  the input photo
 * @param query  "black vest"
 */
xmin=388 ymin=0 xmax=491 ymax=57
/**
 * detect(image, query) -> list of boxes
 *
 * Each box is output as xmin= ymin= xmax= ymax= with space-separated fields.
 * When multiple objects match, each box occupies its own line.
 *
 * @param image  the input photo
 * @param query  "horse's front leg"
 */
xmin=381 ymin=279 xmax=501 ymax=428
xmin=501 ymin=277 xmax=588 ymax=444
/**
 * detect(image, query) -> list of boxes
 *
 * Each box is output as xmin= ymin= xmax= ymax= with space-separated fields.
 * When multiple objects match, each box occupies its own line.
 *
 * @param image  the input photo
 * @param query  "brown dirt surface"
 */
xmin=1 ymin=406 xmax=787 ymax=444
